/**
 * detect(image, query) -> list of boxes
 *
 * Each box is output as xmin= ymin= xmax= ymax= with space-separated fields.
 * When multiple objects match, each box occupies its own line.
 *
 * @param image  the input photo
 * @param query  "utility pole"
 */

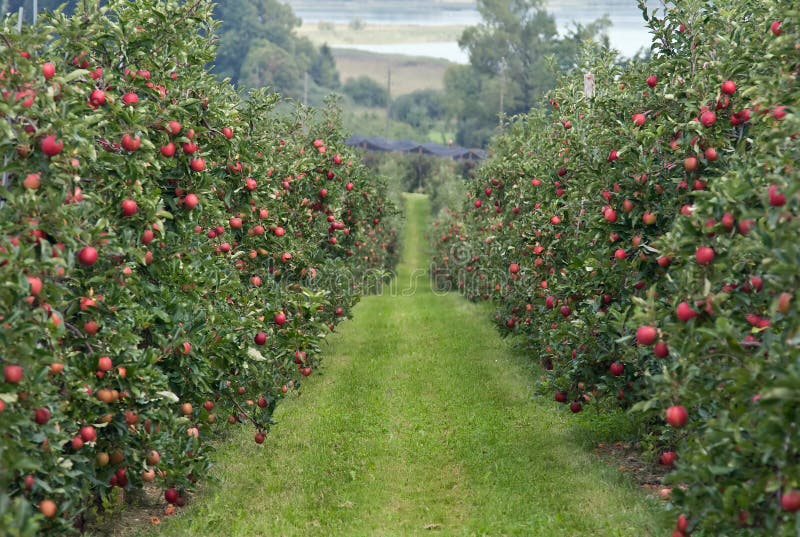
xmin=499 ymin=59 xmax=505 ymax=125
xmin=33 ymin=0 xmax=38 ymax=24
xmin=385 ymin=67 xmax=391 ymax=137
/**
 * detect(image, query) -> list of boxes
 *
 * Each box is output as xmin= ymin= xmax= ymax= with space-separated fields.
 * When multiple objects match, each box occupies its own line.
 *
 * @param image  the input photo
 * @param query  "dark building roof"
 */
xmin=345 ymin=135 xmax=486 ymax=161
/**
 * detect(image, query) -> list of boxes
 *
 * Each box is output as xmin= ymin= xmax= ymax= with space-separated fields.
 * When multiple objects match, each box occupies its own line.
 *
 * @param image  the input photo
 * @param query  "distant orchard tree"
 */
xmin=393 ymin=89 xmax=447 ymax=130
xmin=239 ymin=40 xmax=302 ymax=96
xmin=311 ymin=44 xmax=340 ymax=90
xmin=342 ymin=76 xmax=388 ymax=108
xmin=212 ymin=0 xmax=300 ymax=86
xmin=448 ymin=0 xmax=610 ymax=147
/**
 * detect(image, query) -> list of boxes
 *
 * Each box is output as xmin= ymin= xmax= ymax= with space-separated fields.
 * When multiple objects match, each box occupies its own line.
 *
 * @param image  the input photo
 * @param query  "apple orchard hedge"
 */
xmin=0 ymin=1 xmax=398 ymax=534
xmin=431 ymin=0 xmax=798 ymax=535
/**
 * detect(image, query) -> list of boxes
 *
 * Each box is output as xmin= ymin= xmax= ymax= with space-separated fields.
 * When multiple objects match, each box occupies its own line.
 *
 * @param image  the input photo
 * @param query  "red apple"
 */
xmin=42 ymin=62 xmax=56 ymax=79
xmin=80 ymin=425 xmax=96 ymax=442
xmin=146 ymin=450 xmax=160 ymax=465
xmin=569 ymin=401 xmax=582 ymax=413
xmin=89 ymin=89 xmax=106 ymax=107
xmin=164 ymin=487 xmax=179 ymax=504
xmin=254 ymin=431 xmax=266 ymax=444
xmin=676 ymin=302 xmax=698 ymax=322
xmin=700 ymin=110 xmax=716 ymax=127
xmin=632 ymin=113 xmax=646 ymax=126
xmin=40 ymin=135 xmax=63 ymax=157
xmin=166 ymin=120 xmax=181 ymax=136
xmin=189 ymin=158 xmax=206 ymax=172
xmin=254 ymin=332 xmax=267 ymax=345
xmin=676 ymin=514 xmax=689 ymax=532
xmin=27 ymin=275 xmax=42 ymax=295
xmin=509 ymin=263 xmax=520 ymax=274
xmin=636 ymin=326 xmax=657 ymax=346
xmin=695 ymin=246 xmax=715 ymax=265
xmin=721 ymin=80 xmax=736 ymax=95
xmin=160 ymin=142 xmax=176 ymax=157
xmin=39 ymin=499 xmax=57 ymax=518
xmin=3 ymin=364 xmax=23 ymax=384
xmin=771 ymin=20 xmax=782 ymax=36
xmin=721 ymin=212 xmax=735 ymax=229
xmin=78 ymin=246 xmax=99 ymax=266
xmin=646 ymin=75 xmax=658 ymax=88
xmin=34 ymin=407 xmax=51 ymax=424
xmin=781 ymin=490 xmax=800 ymax=512
xmin=142 ymin=229 xmax=155 ymax=245
xmin=665 ymin=405 xmax=688 ymax=428
xmin=183 ymin=193 xmax=199 ymax=210
xmin=654 ymin=341 xmax=669 ymax=358
xmin=98 ymin=356 xmax=112 ymax=371
xmin=609 ymin=362 xmax=624 ymax=376
xmin=122 ymin=92 xmax=138 ymax=105
xmin=769 ymin=185 xmax=786 ymax=206
xmin=274 ymin=312 xmax=287 ymax=326
xmin=554 ymin=391 xmax=567 ymax=403
xmin=120 ymin=199 xmax=138 ymax=216
xmin=23 ymin=173 xmax=41 ymax=189
xmin=121 ymin=133 xmax=141 ymax=151
xmin=659 ymin=451 xmax=677 ymax=466
xmin=222 ymin=127 xmax=233 ymax=139
xmin=777 ymin=292 xmax=792 ymax=314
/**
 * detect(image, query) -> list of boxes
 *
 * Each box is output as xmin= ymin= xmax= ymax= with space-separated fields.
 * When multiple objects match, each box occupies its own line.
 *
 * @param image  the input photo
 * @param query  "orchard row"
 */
xmin=431 ymin=1 xmax=798 ymax=535
xmin=0 ymin=1 xmax=397 ymax=535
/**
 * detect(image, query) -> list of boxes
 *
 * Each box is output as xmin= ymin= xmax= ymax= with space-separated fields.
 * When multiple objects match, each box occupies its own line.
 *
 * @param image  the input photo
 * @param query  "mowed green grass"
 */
xmin=139 ymin=194 xmax=670 ymax=537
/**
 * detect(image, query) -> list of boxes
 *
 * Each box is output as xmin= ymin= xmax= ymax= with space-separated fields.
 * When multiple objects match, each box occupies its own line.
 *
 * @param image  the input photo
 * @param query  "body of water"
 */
xmin=284 ymin=1 xmax=653 ymax=61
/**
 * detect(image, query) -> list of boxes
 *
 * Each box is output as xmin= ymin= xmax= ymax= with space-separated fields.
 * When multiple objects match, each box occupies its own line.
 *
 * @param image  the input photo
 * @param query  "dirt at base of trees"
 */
xmin=594 ymin=441 xmax=676 ymax=501
xmin=84 ymin=484 xmax=192 ymax=537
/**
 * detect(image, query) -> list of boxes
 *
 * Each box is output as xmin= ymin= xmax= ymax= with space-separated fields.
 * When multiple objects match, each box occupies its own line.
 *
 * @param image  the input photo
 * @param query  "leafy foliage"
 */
xmin=431 ymin=0 xmax=800 ymax=535
xmin=0 ymin=1 xmax=397 ymax=535
xmin=341 ymin=75 xmax=389 ymax=108
xmin=392 ymin=89 xmax=447 ymax=131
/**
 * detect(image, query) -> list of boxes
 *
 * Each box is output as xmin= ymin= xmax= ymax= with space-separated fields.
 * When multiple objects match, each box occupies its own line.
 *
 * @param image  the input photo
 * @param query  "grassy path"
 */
xmin=142 ymin=194 xmax=668 ymax=536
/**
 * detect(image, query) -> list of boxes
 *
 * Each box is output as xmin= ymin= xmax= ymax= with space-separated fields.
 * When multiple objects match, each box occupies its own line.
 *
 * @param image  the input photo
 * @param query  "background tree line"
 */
xmin=2 ymin=0 xmax=340 ymax=103
xmin=3 ymin=0 xmax=614 ymax=147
